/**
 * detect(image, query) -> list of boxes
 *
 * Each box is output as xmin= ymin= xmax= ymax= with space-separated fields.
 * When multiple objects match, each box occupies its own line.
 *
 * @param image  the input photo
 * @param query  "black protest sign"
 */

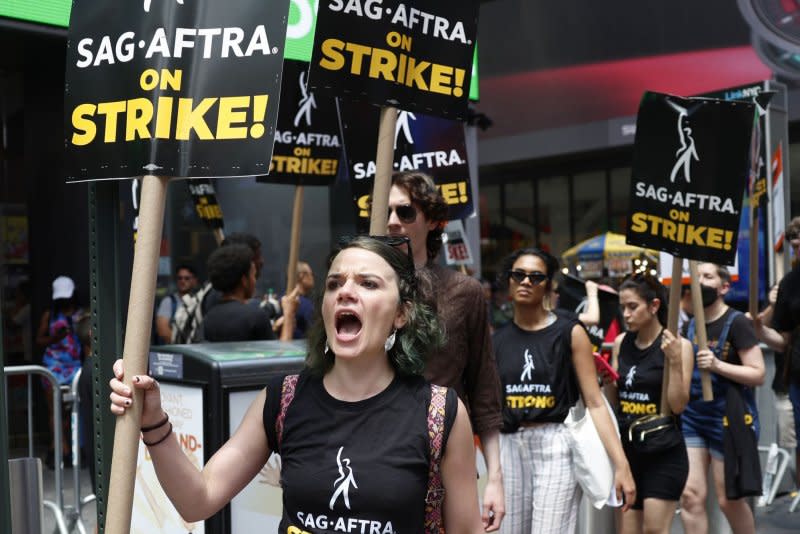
xmin=64 ymin=0 xmax=289 ymax=181
xmin=257 ymin=60 xmax=342 ymax=186
xmin=309 ymin=0 xmax=478 ymax=120
xmin=557 ymin=275 xmax=620 ymax=351
xmin=187 ymin=179 xmax=224 ymax=229
xmin=626 ymin=92 xmax=755 ymax=266
xmin=339 ymin=100 xmax=473 ymax=230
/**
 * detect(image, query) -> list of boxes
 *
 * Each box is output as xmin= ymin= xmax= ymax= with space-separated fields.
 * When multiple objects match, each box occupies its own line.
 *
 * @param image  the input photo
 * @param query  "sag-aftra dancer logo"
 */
xmin=294 ymin=71 xmax=317 ymax=128
xmin=329 ymin=446 xmax=358 ymax=511
xmin=143 ymin=0 xmax=184 ymax=12
xmin=624 ymin=366 xmax=637 ymax=388
xmin=520 ymin=349 xmax=535 ymax=382
xmin=394 ymin=110 xmax=416 ymax=149
xmin=667 ymin=100 xmax=699 ymax=184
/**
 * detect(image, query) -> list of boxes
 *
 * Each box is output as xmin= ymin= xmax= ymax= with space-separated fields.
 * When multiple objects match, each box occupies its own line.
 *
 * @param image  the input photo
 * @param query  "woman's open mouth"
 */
xmin=335 ymin=310 xmax=363 ymax=341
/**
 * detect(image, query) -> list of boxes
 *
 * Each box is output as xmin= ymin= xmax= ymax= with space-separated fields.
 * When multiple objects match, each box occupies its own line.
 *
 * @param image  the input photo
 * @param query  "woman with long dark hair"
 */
xmin=493 ymin=247 xmax=635 ymax=533
xmin=608 ymin=274 xmax=693 ymax=534
xmin=110 ymin=236 xmax=487 ymax=532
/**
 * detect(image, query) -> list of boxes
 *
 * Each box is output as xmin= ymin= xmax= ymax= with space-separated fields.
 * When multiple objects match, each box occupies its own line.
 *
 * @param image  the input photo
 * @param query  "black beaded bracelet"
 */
xmin=142 ymin=422 xmax=173 ymax=447
xmin=141 ymin=413 xmax=169 ymax=432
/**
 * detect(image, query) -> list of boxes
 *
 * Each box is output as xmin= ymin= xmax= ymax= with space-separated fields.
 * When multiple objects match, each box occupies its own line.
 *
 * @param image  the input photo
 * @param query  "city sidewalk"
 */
xmin=35 ymin=462 xmax=799 ymax=533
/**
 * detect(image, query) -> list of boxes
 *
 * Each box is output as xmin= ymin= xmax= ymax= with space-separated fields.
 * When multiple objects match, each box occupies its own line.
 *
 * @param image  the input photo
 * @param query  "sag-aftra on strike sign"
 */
xmin=64 ymin=0 xmax=289 ymax=181
xmin=309 ymin=0 xmax=478 ymax=120
xmin=626 ymin=92 xmax=755 ymax=266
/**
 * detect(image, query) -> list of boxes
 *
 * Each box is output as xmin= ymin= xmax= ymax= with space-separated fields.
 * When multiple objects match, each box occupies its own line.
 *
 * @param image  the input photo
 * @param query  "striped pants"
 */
xmin=499 ymin=423 xmax=580 ymax=534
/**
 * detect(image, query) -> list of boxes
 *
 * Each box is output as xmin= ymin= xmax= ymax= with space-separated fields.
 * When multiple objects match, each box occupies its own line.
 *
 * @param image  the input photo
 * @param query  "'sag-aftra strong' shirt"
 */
xmin=493 ymin=315 xmax=579 ymax=431
xmin=615 ymin=331 xmax=666 ymax=430
xmin=263 ymin=372 xmax=457 ymax=534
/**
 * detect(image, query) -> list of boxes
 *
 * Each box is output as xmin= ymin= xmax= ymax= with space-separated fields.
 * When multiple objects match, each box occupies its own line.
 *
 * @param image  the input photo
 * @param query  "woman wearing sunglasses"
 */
xmin=607 ymin=274 xmax=693 ymax=534
xmin=109 ymin=236 xmax=486 ymax=533
xmin=492 ymin=247 xmax=635 ymax=533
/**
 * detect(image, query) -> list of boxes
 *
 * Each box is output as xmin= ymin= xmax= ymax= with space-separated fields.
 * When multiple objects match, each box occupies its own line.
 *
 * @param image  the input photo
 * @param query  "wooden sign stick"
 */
xmin=286 ymin=185 xmax=305 ymax=293
xmin=213 ymin=227 xmax=225 ymax=246
xmin=369 ymin=106 xmax=398 ymax=236
xmin=104 ymin=174 xmax=169 ymax=534
xmin=661 ymin=257 xmax=684 ymax=415
xmin=688 ymin=260 xmax=714 ymax=401
xmin=748 ymin=206 xmax=759 ymax=319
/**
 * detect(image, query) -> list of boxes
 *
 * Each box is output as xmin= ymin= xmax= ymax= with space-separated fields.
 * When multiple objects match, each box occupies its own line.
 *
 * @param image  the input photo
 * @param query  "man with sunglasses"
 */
xmin=385 ymin=171 xmax=505 ymax=531
xmin=155 ymin=264 xmax=198 ymax=344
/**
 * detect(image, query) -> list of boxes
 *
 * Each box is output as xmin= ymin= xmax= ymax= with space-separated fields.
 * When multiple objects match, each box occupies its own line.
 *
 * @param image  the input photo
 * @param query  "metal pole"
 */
xmin=89 ymin=179 xmax=128 ymax=534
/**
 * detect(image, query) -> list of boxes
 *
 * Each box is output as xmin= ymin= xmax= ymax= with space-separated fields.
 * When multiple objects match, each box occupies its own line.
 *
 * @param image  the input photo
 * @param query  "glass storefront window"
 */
xmin=538 ymin=175 xmax=570 ymax=258
xmin=609 ymin=167 xmax=632 ymax=234
xmin=572 ymin=170 xmax=608 ymax=245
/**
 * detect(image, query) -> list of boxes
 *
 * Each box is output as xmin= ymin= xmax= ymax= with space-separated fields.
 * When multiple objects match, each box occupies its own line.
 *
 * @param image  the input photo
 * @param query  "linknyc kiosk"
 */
xmin=131 ymin=340 xmax=306 ymax=534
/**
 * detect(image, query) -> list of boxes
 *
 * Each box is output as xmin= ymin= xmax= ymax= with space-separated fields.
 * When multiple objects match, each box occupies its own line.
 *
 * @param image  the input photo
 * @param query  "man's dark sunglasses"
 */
xmin=338 ymin=234 xmax=414 ymax=265
xmin=387 ymin=204 xmax=418 ymax=224
xmin=508 ymin=270 xmax=548 ymax=285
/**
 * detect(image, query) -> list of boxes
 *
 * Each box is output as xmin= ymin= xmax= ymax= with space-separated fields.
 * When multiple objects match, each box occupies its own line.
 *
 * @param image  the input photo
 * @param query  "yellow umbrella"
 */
xmin=562 ymin=232 xmax=658 ymax=278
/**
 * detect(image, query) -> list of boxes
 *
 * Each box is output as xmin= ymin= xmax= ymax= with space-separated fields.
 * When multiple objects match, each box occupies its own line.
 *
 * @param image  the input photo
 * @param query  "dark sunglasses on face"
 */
xmin=508 ymin=270 xmax=548 ymax=285
xmin=387 ymin=204 xmax=418 ymax=224
xmin=338 ymin=234 xmax=414 ymax=266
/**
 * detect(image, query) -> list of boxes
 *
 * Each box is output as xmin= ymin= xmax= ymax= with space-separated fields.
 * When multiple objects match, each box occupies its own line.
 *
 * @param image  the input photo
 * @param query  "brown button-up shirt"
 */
xmin=423 ymin=263 xmax=503 ymax=435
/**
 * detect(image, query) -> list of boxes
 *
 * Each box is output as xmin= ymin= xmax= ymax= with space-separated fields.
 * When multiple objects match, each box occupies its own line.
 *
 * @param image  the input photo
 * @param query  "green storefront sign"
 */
xmin=2 ymin=0 xmax=479 ymax=99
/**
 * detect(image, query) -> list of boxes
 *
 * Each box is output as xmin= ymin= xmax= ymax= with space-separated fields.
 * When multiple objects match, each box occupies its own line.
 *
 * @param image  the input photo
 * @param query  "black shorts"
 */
xmin=623 ymin=440 xmax=689 ymax=510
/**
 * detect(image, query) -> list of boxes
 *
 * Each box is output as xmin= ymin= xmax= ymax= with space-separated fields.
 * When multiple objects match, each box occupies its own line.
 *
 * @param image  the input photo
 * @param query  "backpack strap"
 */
xmin=169 ymin=294 xmax=178 ymax=320
xmin=424 ymin=383 xmax=448 ymax=534
xmin=275 ymin=374 xmax=299 ymax=451
xmin=688 ymin=310 xmax=741 ymax=363
xmin=713 ymin=310 xmax=740 ymax=359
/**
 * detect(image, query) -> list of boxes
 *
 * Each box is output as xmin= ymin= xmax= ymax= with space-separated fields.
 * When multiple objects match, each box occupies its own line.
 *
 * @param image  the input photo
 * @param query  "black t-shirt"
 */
xmin=773 ymin=265 xmax=800 ymax=383
xmin=773 ymin=265 xmax=800 ymax=334
xmin=201 ymin=300 xmax=274 ymax=342
xmin=684 ymin=308 xmax=758 ymax=420
xmin=615 ymin=331 xmax=665 ymax=430
xmin=263 ymin=372 xmax=458 ymax=534
xmin=492 ymin=315 xmax=579 ymax=431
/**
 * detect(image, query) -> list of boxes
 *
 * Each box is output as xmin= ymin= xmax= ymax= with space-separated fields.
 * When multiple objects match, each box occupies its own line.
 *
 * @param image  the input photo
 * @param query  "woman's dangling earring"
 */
xmin=384 ymin=329 xmax=397 ymax=352
xmin=324 ymin=340 xmax=331 ymax=354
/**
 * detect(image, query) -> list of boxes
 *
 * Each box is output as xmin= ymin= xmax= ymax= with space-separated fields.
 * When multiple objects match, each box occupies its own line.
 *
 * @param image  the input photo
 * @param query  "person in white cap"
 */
xmin=35 ymin=275 xmax=83 ymax=468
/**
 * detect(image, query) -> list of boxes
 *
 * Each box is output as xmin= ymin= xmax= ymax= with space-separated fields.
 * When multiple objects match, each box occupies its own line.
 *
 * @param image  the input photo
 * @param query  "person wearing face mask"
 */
xmin=679 ymin=263 xmax=765 ymax=534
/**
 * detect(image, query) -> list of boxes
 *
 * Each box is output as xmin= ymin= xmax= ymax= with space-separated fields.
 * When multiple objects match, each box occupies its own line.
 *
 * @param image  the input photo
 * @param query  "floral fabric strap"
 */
xmin=276 ymin=374 xmax=299 ymax=450
xmin=425 ymin=384 xmax=448 ymax=534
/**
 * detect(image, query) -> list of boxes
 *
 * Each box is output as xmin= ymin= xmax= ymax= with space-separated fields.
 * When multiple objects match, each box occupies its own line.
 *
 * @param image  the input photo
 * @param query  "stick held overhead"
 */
xmin=369 ymin=106 xmax=398 ymax=236
xmin=104 ymin=175 xmax=169 ymax=534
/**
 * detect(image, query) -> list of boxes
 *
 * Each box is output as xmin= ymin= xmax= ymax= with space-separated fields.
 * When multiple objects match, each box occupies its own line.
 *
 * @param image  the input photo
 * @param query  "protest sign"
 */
xmin=187 ymin=179 xmax=225 ymax=244
xmin=772 ymin=143 xmax=786 ymax=254
xmin=309 ymin=0 xmax=479 ymax=120
xmin=64 ymin=2 xmax=290 ymax=532
xmin=258 ymin=60 xmax=342 ymax=186
xmin=626 ymin=92 xmax=755 ymax=266
xmin=64 ymin=0 xmax=289 ymax=181
xmin=659 ymin=252 xmax=740 ymax=286
xmin=442 ymin=220 xmax=473 ymax=266
xmin=556 ymin=274 xmax=620 ymax=352
xmin=340 ymin=101 xmax=473 ymax=230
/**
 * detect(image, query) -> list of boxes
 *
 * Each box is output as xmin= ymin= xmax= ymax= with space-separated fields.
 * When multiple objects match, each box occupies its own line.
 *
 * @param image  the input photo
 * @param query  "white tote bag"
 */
xmin=563 ymin=396 xmax=619 ymax=509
